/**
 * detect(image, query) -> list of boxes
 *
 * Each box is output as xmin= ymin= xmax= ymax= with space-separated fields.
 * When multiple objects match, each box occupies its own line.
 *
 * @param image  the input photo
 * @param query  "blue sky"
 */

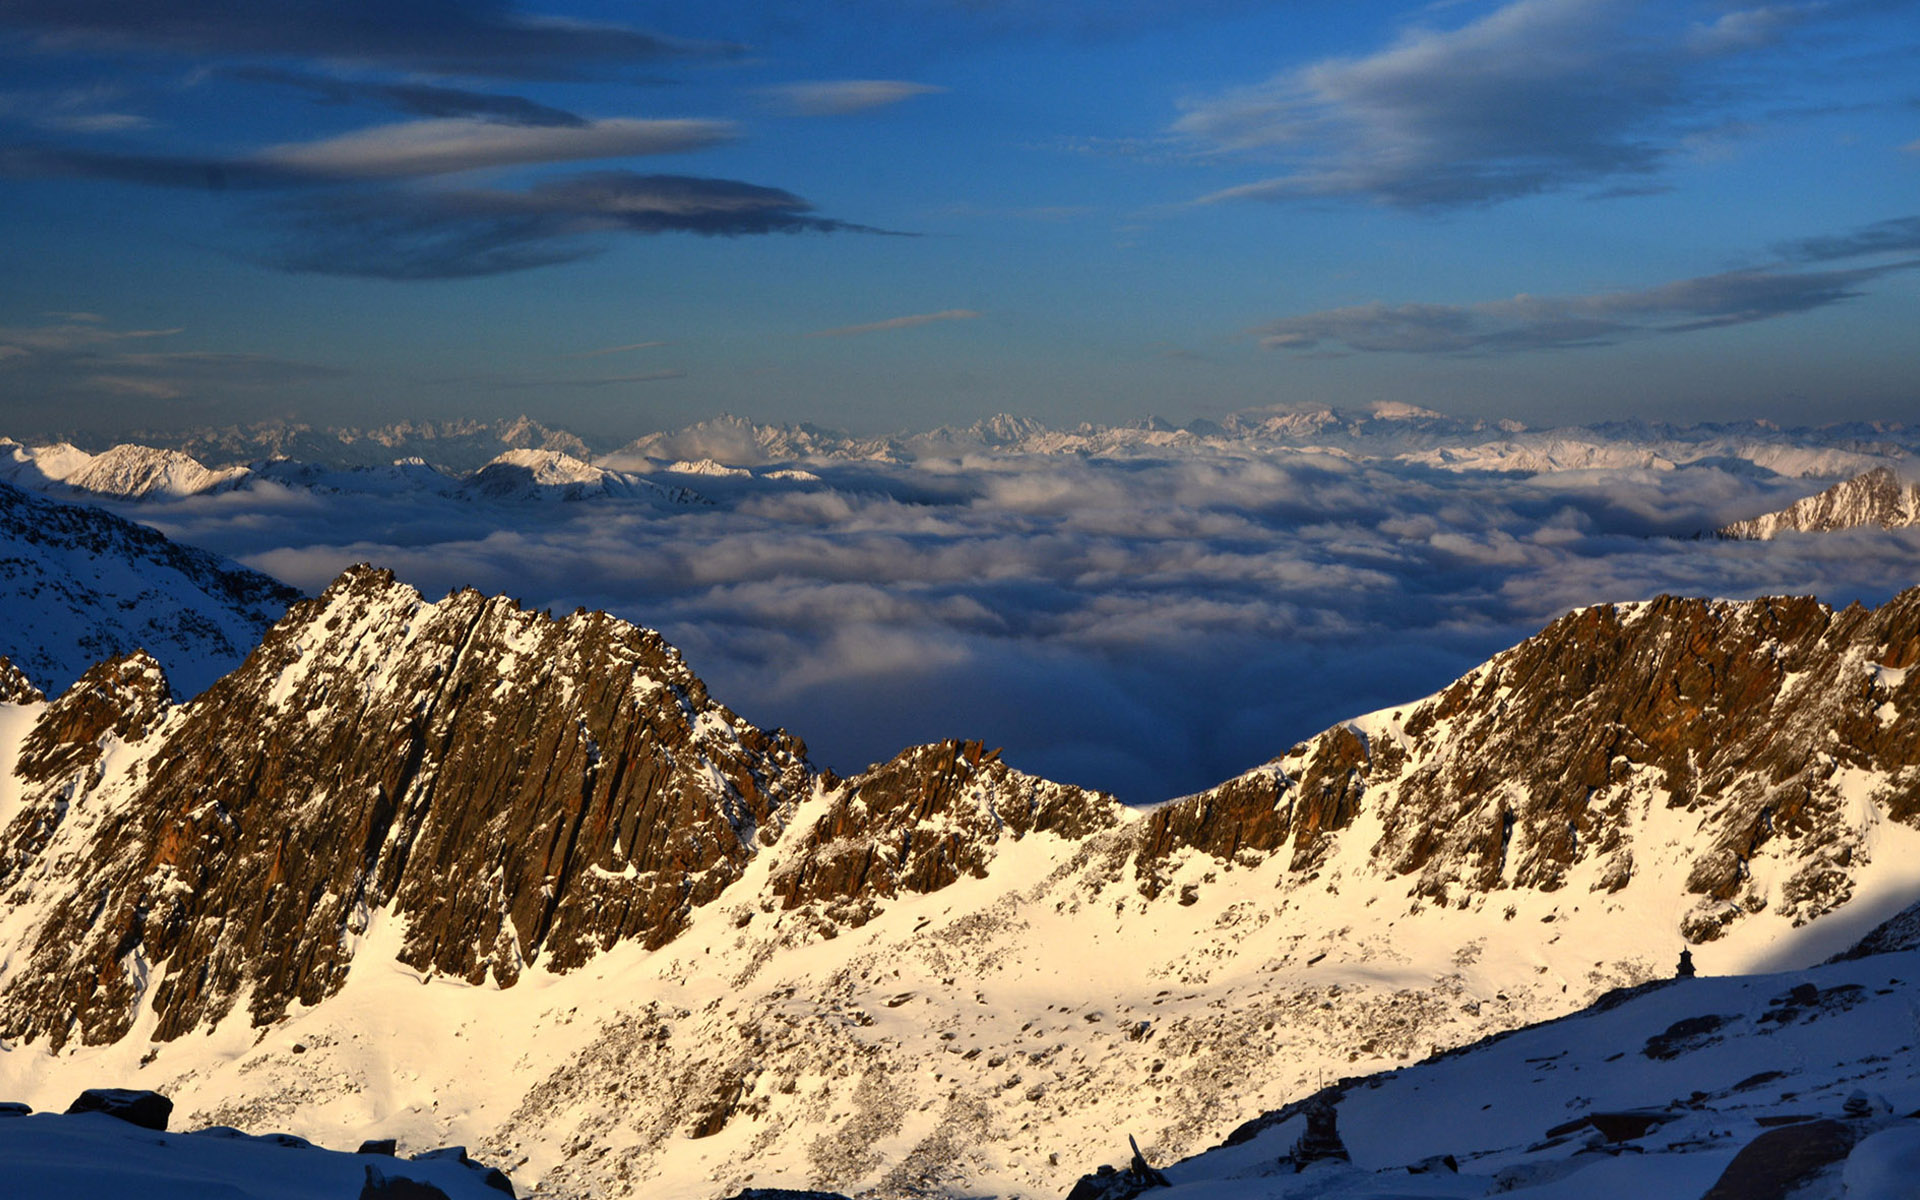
xmin=1 ymin=0 xmax=1915 ymax=439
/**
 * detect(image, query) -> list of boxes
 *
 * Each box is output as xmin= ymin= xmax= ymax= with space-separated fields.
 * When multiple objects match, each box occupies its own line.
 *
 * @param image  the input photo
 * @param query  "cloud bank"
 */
xmin=103 ymin=435 xmax=1920 ymax=804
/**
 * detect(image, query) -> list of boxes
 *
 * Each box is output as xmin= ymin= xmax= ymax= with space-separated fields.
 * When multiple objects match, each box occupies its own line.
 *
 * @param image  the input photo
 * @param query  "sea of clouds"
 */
xmin=110 ymin=447 xmax=1918 ymax=803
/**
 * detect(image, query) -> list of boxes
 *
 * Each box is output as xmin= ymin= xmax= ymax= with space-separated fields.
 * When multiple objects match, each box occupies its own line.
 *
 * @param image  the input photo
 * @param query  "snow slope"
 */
xmin=1146 ymin=941 xmax=1920 ymax=1199
xmin=0 ymin=481 xmax=299 ymax=697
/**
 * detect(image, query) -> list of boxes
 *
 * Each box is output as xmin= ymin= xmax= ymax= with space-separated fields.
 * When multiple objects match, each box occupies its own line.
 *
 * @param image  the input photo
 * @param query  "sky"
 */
xmin=0 ymin=0 xmax=1916 ymax=439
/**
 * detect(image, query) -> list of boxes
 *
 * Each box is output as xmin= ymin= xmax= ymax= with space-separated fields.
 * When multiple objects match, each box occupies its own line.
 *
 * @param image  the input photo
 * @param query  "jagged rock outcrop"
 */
xmin=1142 ymin=589 xmax=1920 ymax=941
xmin=0 ymin=656 xmax=42 ymax=704
xmin=0 ymin=566 xmax=814 ymax=1047
xmin=768 ymin=739 xmax=1122 ymax=923
xmin=1719 ymin=465 xmax=1920 ymax=539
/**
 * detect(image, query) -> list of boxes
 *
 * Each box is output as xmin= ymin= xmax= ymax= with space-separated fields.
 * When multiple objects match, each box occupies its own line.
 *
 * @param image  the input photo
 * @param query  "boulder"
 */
xmin=1701 ymin=1119 xmax=1860 ymax=1200
xmin=65 ymin=1088 xmax=172 ymax=1131
xmin=409 ymin=1146 xmax=515 ymax=1197
xmin=361 ymin=1166 xmax=453 ymax=1200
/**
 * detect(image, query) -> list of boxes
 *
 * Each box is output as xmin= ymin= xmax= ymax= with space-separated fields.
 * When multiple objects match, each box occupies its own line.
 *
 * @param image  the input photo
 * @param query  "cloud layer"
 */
xmin=104 ymin=434 xmax=1920 ymax=804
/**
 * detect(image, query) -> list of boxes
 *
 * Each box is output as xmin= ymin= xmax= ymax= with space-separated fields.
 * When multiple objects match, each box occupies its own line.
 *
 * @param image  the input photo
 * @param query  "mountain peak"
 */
xmin=1719 ymin=464 xmax=1920 ymax=538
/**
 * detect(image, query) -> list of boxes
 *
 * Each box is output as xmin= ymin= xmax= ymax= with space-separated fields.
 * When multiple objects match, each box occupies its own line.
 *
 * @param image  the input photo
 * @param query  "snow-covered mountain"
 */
xmin=118 ymin=415 xmax=593 ymax=474
xmin=16 ymin=405 xmax=1915 ymax=486
xmin=461 ymin=449 xmax=711 ymax=505
xmin=2 ymin=569 xmax=1919 ymax=1198
xmin=1 ymin=439 xmax=248 ymax=498
xmin=1135 ymin=910 xmax=1920 ymax=1199
xmin=0 ymin=481 xmax=299 ymax=697
xmin=0 ymin=439 xmax=711 ymax=508
xmin=1719 ymin=466 xmax=1920 ymax=539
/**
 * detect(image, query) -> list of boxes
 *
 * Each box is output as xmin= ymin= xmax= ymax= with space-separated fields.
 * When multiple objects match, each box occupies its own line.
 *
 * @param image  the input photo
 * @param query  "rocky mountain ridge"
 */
xmin=1719 ymin=465 xmax=1920 ymax=539
xmin=2 ymin=574 xmax=1919 ymax=1197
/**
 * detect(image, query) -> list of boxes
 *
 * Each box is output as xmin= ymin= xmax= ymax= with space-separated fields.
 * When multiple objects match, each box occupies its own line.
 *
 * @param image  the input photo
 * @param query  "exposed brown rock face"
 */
xmin=6 ymin=570 xmax=1920 ymax=1055
xmin=769 ymin=739 xmax=1122 ymax=923
xmin=0 ymin=657 xmax=42 ymax=705
xmin=1136 ymin=723 xmax=1369 ymax=894
xmin=0 ymin=566 xmax=814 ymax=1048
xmin=1142 ymin=589 xmax=1920 ymax=938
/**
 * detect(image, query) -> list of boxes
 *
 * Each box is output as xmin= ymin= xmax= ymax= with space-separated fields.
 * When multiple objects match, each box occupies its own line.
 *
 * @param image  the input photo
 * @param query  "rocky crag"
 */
xmin=1719 ymin=465 xmax=1920 ymax=538
xmin=1 ymin=573 xmax=1918 ymax=1197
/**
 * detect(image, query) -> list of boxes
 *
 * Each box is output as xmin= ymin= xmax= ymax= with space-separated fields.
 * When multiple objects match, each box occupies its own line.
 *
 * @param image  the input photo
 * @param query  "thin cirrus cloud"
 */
xmin=0 ymin=0 xmax=730 ymax=80
xmin=1 ymin=116 xmax=738 ymax=187
xmin=255 ymin=117 xmax=736 ymax=179
xmin=1780 ymin=214 xmax=1920 ymax=264
xmin=1254 ymin=260 xmax=1920 ymax=355
xmin=0 ymin=317 xmax=340 ymax=414
xmin=266 ymin=172 xmax=887 ymax=279
xmin=807 ymin=309 xmax=980 ymax=337
xmin=764 ymin=80 xmax=947 ymax=117
xmin=1177 ymin=0 xmax=1822 ymax=208
xmin=222 ymin=68 xmax=590 ymax=128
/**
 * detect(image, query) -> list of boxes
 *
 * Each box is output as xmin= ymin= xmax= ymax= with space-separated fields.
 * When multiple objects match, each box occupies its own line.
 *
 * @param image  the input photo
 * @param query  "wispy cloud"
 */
xmin=469 ymin=369 xmax=687 ymax=389
xmin=0 ymin=0 xmax=732 ymax=80
xmin=1780 ymin=214 xmax=1920 ymax=263
xmin=223 ymin=68 xmax=590 ymax=128
xmin=764 ymin=80 xmax=946 ymax=117
xmin=807 ymin=309 xmax=981 ymax=337
xmin=1178 ymin=0 xmax=1826 ymax=208
xmin=0 ymin=317 xmax=340 ymax=414
xmin=1254 ymin=261 xmax=1920 ymax=354
xmin=256 ymin=117 xmax=735 ymax=179
xmin=265 ymin=172 xmax=887 ymax=280
xmin=2 ymin=116 xmax=738 ymax=188
xmin=568 ymin=340 xmax=670 ymax=358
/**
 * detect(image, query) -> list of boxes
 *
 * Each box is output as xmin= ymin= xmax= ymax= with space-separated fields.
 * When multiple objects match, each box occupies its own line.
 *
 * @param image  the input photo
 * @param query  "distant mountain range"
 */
xmin=0 ymin=438 xmax=710 ymax=507
xmin=2 ymin=555 xmax=1918 ymax=1198
xmin=5 ymin=406 xmax=1914 ymax=506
